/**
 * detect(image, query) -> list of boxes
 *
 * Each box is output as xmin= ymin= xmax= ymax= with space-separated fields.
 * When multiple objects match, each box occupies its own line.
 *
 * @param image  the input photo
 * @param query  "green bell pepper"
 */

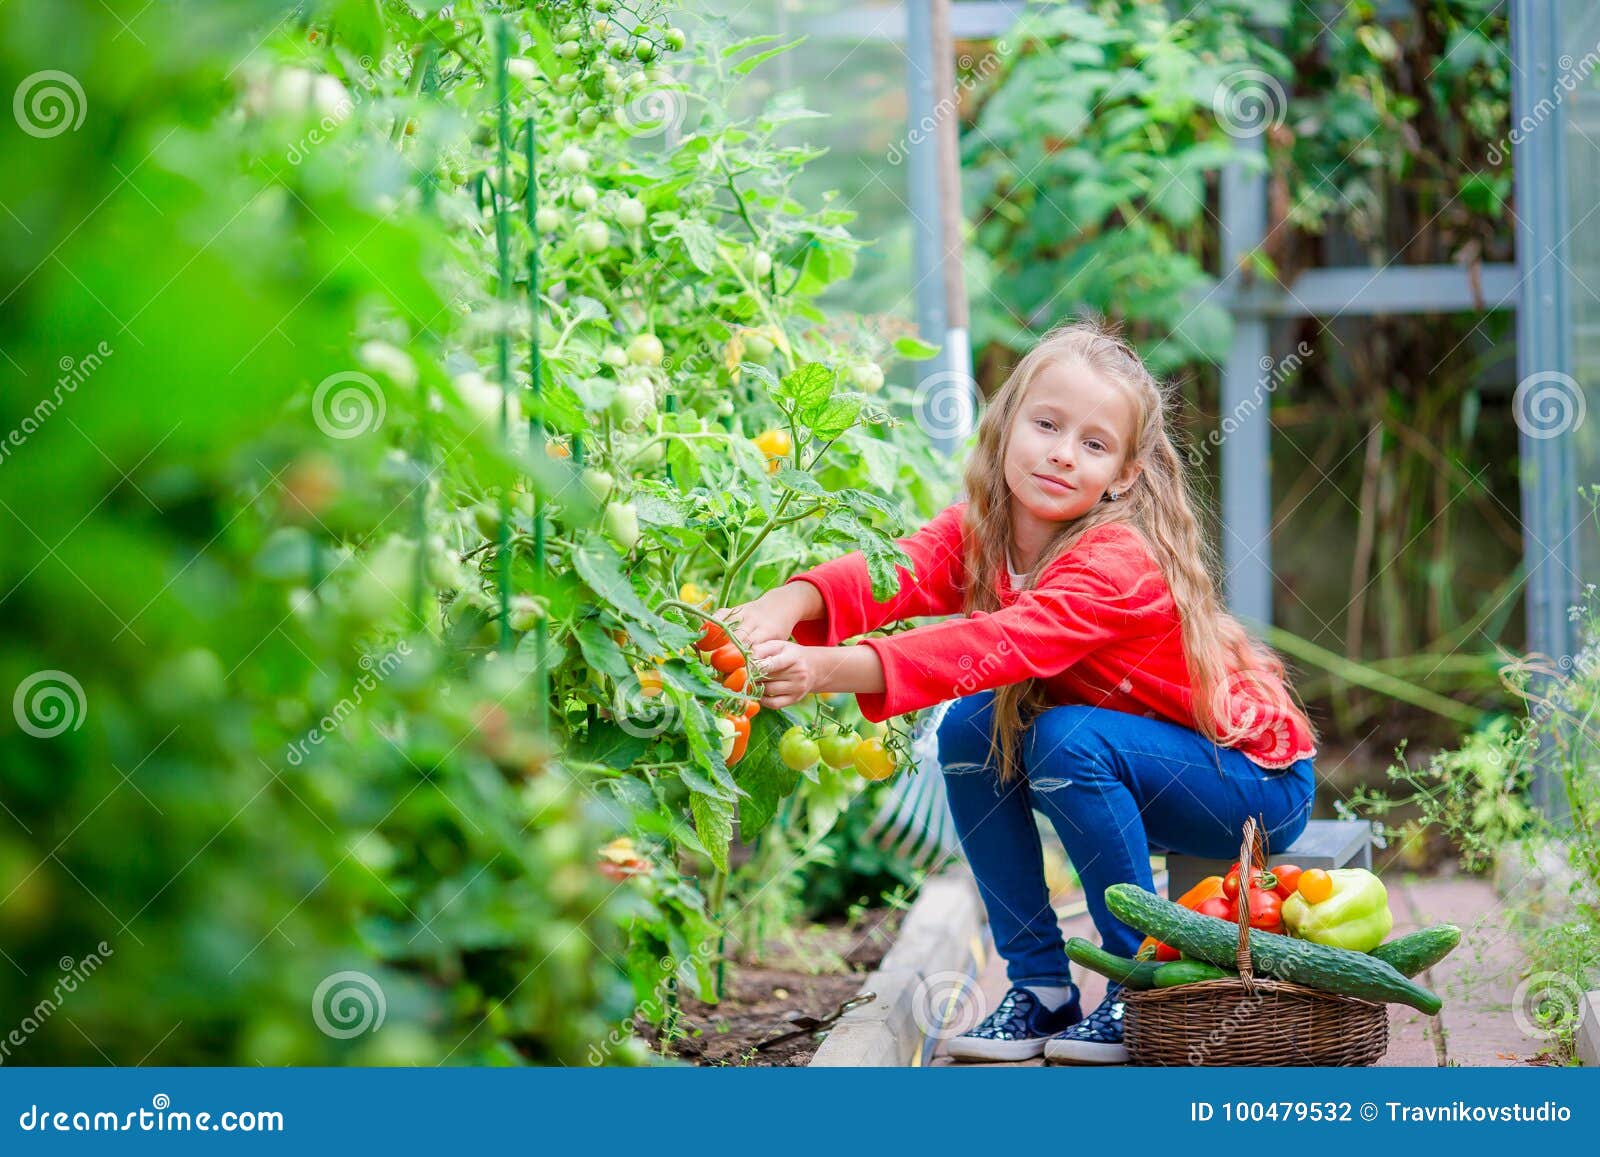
xmin=1281 ymin=868 xmax=1393 ymax=952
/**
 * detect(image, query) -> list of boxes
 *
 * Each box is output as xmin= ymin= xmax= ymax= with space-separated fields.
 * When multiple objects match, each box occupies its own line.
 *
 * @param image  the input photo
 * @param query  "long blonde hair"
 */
xmin=961 ymin=318 xmax=1318 ymax=783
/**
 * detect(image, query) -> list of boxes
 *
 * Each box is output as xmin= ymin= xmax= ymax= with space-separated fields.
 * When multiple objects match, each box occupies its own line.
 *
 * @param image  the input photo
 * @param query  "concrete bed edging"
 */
xmin=1579 ymin=990 xmax=1600 ymax=1067
xmin=809 ymin=868 xmax=986 ymax=1067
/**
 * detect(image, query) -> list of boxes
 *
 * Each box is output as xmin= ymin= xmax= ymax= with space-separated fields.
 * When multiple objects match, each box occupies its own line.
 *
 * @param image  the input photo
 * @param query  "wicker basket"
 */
xmin=1122 ymin=819 xmax=1389 ymax=1067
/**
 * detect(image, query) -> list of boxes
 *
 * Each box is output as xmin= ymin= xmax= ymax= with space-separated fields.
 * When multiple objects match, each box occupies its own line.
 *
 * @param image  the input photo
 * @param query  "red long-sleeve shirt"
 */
xmin=785 ymin=502 xmax=1317 ymax=771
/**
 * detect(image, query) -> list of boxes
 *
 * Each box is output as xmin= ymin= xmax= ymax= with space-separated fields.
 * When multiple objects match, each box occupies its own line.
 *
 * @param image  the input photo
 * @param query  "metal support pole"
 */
xmin=1219 ymin=132 xmax=1273 ymax=630
xmin=1512 ymin=0 xmax=1579 ymax=823
xmin=906 ymin=0 xmax=974 ymax=455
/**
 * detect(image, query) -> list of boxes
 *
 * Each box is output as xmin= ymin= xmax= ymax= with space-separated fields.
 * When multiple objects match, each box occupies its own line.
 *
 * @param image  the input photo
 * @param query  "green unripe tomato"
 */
xmin=554 ymin=73 xmax=578 ymax=94
xmin=592 ymin=19 xmax=612 ymax=38
xmin=614 ymin=197 xmax=647 ymax=228
xmin=601 ymin=344 xmax=629 ymax=369
xmin=627 ymin=332 xmax=665 ymax=367
xmin=604 ymin=501 xmax=640 ymax=550
xmin=471 ymin=502 xmax=501 ymax=539
xmin=611 ymin=381 xmax=656 ymax=430
xmin=556 ymin=145 xmax=590 ymax=175
xmin=556 ymin=39 xmax=581 ymax=60
xmin=570 ymin=183 xmax=598 ymax=210
xmin=818 ymin=727 xmax=860 ymax=770
xmin=625 ymin=70 xmax=647 ymax=92
xmin=576 ymin=220 xmax=610 ymax=254
xmin=628 ymin=437 xmax=665 ymax=467
xmin=535 ymin=205 xmax=562 ymax=232
xmin=665 ymin=27 xmax=686 ymax=51
xmin=580 ymin=468 xmax=614 ymax=503
xmin=779 ymin=726 xmax=821 ymax=772
xmin=635 ymin=40 xmax=657 ymax=62
xmin=508 ymin=595 xmax=545 ymax=632
xmin=607 ymin=40 xmax=629 ymax=60
xmin=578 ymin=107 xmax=602 ymax=130
xmin=851 ymin=361 xmax=885 ymax=393
xmin=748 ymin=249 xmax=773 ymax=280
xmin=742 ymin=333 xmax=775 ymax=364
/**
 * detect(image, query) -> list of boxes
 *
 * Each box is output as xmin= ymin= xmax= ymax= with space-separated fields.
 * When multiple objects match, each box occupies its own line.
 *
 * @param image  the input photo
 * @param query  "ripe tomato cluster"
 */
xmin=1147 ymin=862 xmax=1314 ymax=961
xmin=694 ymin=619 xmax=760 ymax=766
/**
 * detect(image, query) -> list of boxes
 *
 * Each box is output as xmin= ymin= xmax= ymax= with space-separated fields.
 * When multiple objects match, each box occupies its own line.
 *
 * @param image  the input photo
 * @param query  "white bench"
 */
xmin=1163 ymin=819 xmax=1373 ymax=901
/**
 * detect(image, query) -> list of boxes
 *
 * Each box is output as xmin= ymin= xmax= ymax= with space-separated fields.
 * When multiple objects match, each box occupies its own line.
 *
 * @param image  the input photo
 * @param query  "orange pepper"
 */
xmin=1137 ymin=875 xmax=1225 ymax=956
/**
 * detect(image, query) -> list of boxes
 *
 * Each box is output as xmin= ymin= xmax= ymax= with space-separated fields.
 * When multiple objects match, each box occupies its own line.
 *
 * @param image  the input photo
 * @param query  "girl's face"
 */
xmin=1003 ymin=357 xmax=1142 ymax=526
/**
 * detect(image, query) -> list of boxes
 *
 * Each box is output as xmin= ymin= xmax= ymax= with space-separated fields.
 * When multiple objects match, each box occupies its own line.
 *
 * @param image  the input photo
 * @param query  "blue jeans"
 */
xmin=937 ymin=691 xmax=1316 ymax=985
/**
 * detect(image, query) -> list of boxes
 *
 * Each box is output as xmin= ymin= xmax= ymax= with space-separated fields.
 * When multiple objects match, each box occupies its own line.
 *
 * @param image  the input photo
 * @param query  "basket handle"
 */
xmin=1233 ymin=816 xmax=1268 ymax=989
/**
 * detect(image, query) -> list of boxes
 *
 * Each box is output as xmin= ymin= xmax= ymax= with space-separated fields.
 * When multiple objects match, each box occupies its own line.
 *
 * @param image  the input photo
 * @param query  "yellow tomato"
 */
xmin=753 ymin=428 xmax=792 ymax=473
xmin=852 ymin=737 xmax=896 ymax=781
xmin=679 ymin=582 xmax=713 ymax=608
xmin=1298 ymin=868 xmax=1334 ymax=904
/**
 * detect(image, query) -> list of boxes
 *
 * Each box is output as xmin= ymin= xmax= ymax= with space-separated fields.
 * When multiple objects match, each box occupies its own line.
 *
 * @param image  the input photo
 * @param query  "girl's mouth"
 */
xmin=1033 ymin=474 xmax=1074 ymax=494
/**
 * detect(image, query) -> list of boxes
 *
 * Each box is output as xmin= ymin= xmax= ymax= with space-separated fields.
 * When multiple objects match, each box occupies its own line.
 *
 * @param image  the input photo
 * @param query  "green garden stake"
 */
xmin=494 ymin=14 xmax=514 ymax=651
xmin=524 ymin=114 xmax=550 ymax=731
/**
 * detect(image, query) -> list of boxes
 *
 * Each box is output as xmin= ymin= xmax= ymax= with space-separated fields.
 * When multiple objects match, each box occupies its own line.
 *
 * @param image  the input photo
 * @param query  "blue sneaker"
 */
xmin=1043 ymin=983 xmax=1129 ymax=1064
xmin=945 ymin=985 xmax=1083 ymax=1062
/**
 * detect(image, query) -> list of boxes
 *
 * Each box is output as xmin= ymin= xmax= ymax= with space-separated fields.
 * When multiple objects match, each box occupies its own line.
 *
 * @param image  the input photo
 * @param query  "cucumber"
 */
xmin=1369 ymin=924 xmax=1462 ymax=977
xmin=1104 ymin=884 xmax=1442 ymax=1014
xmin=1065 ymin=937 xmax=1164 ymax=990
xmin=1154 ymin=961 xmax=1233 ymax=988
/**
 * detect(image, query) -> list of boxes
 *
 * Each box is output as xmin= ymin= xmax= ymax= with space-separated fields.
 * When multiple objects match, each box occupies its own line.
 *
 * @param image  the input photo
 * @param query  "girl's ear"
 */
xmin=1114 ymin=458 xmax=1143 ymax=496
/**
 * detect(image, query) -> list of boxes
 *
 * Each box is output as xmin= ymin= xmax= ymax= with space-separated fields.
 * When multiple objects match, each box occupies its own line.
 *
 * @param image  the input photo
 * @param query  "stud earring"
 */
xmin=1105 ymin=490 xmax=1120 ymax=502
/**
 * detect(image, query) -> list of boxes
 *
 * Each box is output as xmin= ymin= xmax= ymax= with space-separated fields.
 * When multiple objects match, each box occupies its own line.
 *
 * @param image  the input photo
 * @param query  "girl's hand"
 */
xmin=713 ymin=586 xmax=810 ymax=649
xmin=748 ymin=640 xmax=815 ymax=709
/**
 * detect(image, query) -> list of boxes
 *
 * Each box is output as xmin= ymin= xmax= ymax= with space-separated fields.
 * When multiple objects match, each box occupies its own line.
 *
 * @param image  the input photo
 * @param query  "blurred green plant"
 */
xmin=0 ymin=0 xmax=949 ymax=1065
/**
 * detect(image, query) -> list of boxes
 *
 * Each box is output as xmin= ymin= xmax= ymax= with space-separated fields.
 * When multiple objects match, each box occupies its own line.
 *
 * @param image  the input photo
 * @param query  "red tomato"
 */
xmin=696 ymin=620 xmax=729 ymax=652
xmin=1272 ymin=864 xmax=1302 ymax=899
xmin=721 ymin=665 xmax=748 ymax=693
xmin=1246 ymin=889 xmax=1283 ymax=931
xmin=1153 ymin=941 xmax=1182 ymax=962
xmin=1196 ymin=897 xmax=1234 ymax=921
xmin=709 ymin=643 xmax=744 ymax=675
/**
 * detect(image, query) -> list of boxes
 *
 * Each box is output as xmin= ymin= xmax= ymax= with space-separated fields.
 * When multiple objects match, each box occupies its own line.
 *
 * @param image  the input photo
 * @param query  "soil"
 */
xmin=635 ymin=906 xmax=903 ymax=1066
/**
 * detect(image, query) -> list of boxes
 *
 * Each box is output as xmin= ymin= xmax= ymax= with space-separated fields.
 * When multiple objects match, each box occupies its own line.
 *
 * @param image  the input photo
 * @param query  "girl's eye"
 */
xmin=1085 ymin=439 xmax=1105 ymax=452
xmin=1035 ymin=419 xmax=1054 ymax=431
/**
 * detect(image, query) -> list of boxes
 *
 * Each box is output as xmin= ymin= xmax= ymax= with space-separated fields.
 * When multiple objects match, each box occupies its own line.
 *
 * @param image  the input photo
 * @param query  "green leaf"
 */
xmin=892 ymin=335 xmax=941 ymax=361
xmin=570 ymin=536 xmax=678 ymax=650
xmin=732 ymin=710 xmax=803 ymax=839
xmin=568 ymin=720 xmax=650 ymax=772
xmin=807 ymin=396 xmax=860 ymax=440
xmin=732 ymin=37 xmax=806 ymax=76
xmin=772 ymin=467 xmax=827 ymax=497
xmin=675 ymin=218 xmax=718 ymax=275
xmin=575 ymin=619 xmax=632 ymax=679
xmin=721 ymin=33 xmax=780 ymax=58
xmin=689 ymin=792 xmax=735 ymax=873
xmin=779 ymin=362 xmax=834 ymax=415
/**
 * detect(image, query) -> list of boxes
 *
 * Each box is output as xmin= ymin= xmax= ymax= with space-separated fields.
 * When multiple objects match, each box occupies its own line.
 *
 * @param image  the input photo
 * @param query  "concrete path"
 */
xmin=929 ymin=872 xmax=1542 ymax=1067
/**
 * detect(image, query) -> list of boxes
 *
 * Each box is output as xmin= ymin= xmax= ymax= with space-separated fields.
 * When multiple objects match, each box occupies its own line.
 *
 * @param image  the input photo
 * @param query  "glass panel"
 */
xmin=1559 ymin=0 xmax=1600 ymax=583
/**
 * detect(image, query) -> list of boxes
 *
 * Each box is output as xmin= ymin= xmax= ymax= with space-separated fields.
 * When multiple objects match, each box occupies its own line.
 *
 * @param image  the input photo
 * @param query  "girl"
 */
xmin=714 ymin=320 xmax=1317 ymax=1065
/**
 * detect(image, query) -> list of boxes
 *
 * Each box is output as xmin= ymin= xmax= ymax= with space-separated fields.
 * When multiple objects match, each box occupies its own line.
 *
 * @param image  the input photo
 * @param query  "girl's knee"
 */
xmin=936 ymin=692 xmax=996 ymax=775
